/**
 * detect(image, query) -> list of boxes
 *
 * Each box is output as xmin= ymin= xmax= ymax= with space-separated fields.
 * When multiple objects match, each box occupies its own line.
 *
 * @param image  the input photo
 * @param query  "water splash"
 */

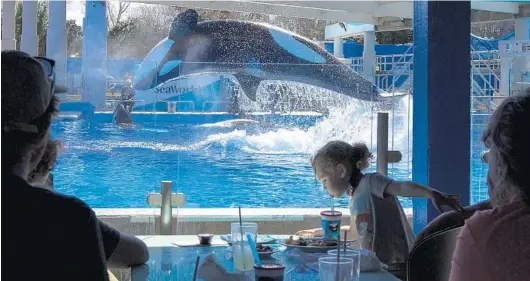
xmin=206 ymin=94 xmax=411 ymax=155
xmin=67 ymin=93 xmax=411 ymax=157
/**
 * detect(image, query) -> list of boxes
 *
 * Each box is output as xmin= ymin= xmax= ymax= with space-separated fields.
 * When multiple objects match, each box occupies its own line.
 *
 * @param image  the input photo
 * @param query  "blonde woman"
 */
xmin=449 ymin=92 xmax=530 ymax=281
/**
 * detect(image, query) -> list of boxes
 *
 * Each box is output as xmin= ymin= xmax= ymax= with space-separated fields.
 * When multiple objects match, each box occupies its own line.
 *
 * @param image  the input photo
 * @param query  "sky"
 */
xmin=66 ymin=1 xmax=141 ymax=26
xmin=66 ymin=1 xmax=84 ymax=25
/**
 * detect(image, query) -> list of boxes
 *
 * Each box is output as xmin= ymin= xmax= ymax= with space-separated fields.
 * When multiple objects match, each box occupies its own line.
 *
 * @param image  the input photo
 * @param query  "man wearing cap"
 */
xmin=2 ymin=50 xmax=109 ymax=281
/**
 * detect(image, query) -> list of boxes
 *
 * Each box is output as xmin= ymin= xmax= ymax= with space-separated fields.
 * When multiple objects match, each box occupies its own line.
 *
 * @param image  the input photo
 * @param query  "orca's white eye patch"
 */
xmin=134 ymin=38 xmax=175 ymax=85
xmin=268 ymin=28 xmax=326 ymax=64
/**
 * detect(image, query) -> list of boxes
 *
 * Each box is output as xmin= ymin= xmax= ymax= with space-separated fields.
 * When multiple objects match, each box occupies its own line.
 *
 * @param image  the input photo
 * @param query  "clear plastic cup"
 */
xmin=327 ymin=249 xmax=361 ymax=281
xmin=319 ymin=256 xmax=354 ymax=281
xmin=230 ymin=222 xmax=258 ymax=272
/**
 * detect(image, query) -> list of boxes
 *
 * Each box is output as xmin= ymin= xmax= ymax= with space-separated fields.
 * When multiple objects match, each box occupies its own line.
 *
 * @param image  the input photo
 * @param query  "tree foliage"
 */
xmin=376 ymin=30 xmax=413 ymax=45
xmin=36 ymin=1 xmax=48 ymax=56
xmin=14 ymin=0 xmax=48 ymax=56
xmin=106 ymin=0 xmax=130 ymax=31
xmin=66 ymin=19 xmax=82 ymax=56
xmin=105 ymin=4 xmax=332 ymax=58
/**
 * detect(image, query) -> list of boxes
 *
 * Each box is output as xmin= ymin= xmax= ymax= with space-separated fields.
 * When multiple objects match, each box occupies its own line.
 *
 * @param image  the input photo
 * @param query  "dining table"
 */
xmin=131 ymin=235 xmax=401 ymax=281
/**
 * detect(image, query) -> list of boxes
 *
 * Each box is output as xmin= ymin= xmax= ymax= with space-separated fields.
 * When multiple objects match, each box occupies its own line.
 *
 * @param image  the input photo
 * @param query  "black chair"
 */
xmin=407 ymin=226 xmax=463 ymax=281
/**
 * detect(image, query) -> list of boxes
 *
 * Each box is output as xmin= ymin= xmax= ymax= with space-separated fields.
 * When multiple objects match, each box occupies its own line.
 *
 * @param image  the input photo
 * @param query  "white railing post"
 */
xmin=377 ymin=112 xmax=389 ymax=176
xmin=146 ymin=181 xmax=186 ymax=235
xmin=160 ymin=181 xmax=172 ymax=235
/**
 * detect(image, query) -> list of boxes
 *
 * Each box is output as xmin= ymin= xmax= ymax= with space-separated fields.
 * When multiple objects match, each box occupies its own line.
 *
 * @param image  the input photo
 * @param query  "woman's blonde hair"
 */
xmin=482 ymin=90 xmax=530 ymax=205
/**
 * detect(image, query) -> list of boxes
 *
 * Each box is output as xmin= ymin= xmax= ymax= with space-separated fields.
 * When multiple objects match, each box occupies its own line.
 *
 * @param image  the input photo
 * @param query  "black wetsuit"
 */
xmin=120 ymin=85 xmax=135 ymax=113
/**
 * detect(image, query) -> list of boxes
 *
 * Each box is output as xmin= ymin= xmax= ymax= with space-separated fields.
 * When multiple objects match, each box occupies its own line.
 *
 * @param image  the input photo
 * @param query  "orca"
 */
xmin=133 ymin=9 xmax=390 ymax=109
xmin=113 ymin=103 xmax=133 ymax=124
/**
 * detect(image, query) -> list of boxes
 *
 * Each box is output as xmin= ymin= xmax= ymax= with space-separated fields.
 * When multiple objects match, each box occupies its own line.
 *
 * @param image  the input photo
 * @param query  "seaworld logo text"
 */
xmin=153 ymin=85 xmax=203 ymax=95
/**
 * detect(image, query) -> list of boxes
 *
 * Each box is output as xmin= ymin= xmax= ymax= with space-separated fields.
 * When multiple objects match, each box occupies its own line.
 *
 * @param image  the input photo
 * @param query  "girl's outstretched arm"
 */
xmin=386 ymin=181 xmax=464 ymax=212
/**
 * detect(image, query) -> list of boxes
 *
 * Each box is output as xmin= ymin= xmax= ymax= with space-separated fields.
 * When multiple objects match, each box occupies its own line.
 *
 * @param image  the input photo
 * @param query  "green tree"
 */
xmin=37 ymin=1 xmax=48 ymax=56
xmin=15 ymin=1 xmax=22 ymax=50
xmin=376 ymin=30 xmax=412 ymax=45
xmin=66 ymin=19 xmax=83 ymax=56
xmin=107 ymin=17 xmax=138 ymax=57
xmin=14 ymin=0 xmax=49 ymax=56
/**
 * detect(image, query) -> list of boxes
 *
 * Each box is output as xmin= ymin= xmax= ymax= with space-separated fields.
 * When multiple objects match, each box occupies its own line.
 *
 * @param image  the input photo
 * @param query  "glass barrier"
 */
xmin=54 ymin=61 xmax=414 ymax=241
xmin=54 ymin=55 xmax=525 ymax=238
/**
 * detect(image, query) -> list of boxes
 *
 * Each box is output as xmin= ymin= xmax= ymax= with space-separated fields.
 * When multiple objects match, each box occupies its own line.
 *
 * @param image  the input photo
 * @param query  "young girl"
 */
xmin=298 ymin=141 xmax=462 ymax=267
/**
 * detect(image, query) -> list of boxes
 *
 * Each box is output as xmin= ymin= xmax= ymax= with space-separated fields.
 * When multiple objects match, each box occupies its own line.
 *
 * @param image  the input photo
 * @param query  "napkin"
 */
xmin=198 ymin=254 xmax=248 ymax=281
xmin=358 ymin=249 xmax=387 ymax=272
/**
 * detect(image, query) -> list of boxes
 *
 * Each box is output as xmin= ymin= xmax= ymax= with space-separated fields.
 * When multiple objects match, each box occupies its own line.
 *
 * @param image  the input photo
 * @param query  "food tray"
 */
xmin=279 ymin=238 xmax=350 ymax=254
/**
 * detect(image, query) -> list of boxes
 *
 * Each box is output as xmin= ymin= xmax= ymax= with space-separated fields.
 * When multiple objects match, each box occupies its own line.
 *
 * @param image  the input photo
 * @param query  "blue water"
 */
xmin=50 ymin=110 xmax=490 ymax=209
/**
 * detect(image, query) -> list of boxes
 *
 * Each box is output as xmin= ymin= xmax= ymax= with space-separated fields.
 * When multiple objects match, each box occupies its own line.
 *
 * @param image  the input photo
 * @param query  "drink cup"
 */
xmin=320 ymin=210 xmax=342 ymax=240
xmin=328 ymin=249 xmax=361 ymax=281
xmin=231 ymin=222 xmax=258 ymax=272
xmin=254 ymin=263 xmax=285 ymax=281
xmin=319 ymin=257 xmax=354 ymax=281
xmin=198 ymin=234 xmax=214 ymax=245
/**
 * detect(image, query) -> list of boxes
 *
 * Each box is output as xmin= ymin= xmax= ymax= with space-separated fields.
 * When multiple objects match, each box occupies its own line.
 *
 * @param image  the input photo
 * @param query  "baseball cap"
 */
xmin=2 ymin=50 xmax=66 ymax=133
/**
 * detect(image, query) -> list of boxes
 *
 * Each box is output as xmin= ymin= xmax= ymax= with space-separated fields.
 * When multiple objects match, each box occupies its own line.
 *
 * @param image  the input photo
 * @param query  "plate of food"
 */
xmin=280 ymin=236 xmax=346 ymax=253
xmin=256 ymin=244 xmax=281 ymax=260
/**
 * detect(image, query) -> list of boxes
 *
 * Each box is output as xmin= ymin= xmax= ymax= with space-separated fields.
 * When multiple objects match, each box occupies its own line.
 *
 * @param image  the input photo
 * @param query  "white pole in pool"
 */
xmin=377 ymin=113 xmax=389 ymax=176
xmin=161 ymin=181 xmax=173 ymax=235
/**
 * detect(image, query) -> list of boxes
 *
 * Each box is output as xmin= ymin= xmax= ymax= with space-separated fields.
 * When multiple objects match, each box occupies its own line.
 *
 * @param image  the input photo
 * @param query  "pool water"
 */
xmin=51 ymin=100 xmax=490 ymax=209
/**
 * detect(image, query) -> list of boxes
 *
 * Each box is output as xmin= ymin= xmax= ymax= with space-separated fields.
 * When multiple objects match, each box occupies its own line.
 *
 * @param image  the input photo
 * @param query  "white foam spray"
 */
xmin=72 ymin=93 xmax=412 ymax=159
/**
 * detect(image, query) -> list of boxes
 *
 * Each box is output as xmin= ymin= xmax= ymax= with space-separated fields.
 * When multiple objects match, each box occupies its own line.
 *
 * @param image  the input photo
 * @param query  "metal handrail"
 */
xmin=166 ymin=101 xmax=195 ymax=113
xmin=146 ymin=181 xmax=186 ymax=235
xmin=202 ymin=101 xmax=229 ymax=112
xmin=105 ymin=99 xmax=147 ymax=112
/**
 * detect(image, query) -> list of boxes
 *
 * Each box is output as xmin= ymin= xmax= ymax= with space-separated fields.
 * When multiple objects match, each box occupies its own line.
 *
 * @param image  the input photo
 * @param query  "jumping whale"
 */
xmin=133 ymin=9 xmax=389 ymax=110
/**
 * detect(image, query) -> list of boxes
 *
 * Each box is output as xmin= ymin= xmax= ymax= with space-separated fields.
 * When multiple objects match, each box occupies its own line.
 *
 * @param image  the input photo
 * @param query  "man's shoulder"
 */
xmin=38 ymin=188 xmax=92 ymax=210
xmin=10 ymin=181 xmax=94 ymax=218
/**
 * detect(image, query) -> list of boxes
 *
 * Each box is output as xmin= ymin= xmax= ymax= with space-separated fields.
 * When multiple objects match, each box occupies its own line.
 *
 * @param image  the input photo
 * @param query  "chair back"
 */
xmin=407 ymin=226 xmax=463 ymax=281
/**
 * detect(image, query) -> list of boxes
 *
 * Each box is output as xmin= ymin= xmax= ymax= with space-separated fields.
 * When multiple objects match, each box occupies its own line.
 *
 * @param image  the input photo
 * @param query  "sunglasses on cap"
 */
xmin=34 ymin=57 xmax=55 ymax=80
xmin=481 ymin=150 xmax=489 ymax=164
